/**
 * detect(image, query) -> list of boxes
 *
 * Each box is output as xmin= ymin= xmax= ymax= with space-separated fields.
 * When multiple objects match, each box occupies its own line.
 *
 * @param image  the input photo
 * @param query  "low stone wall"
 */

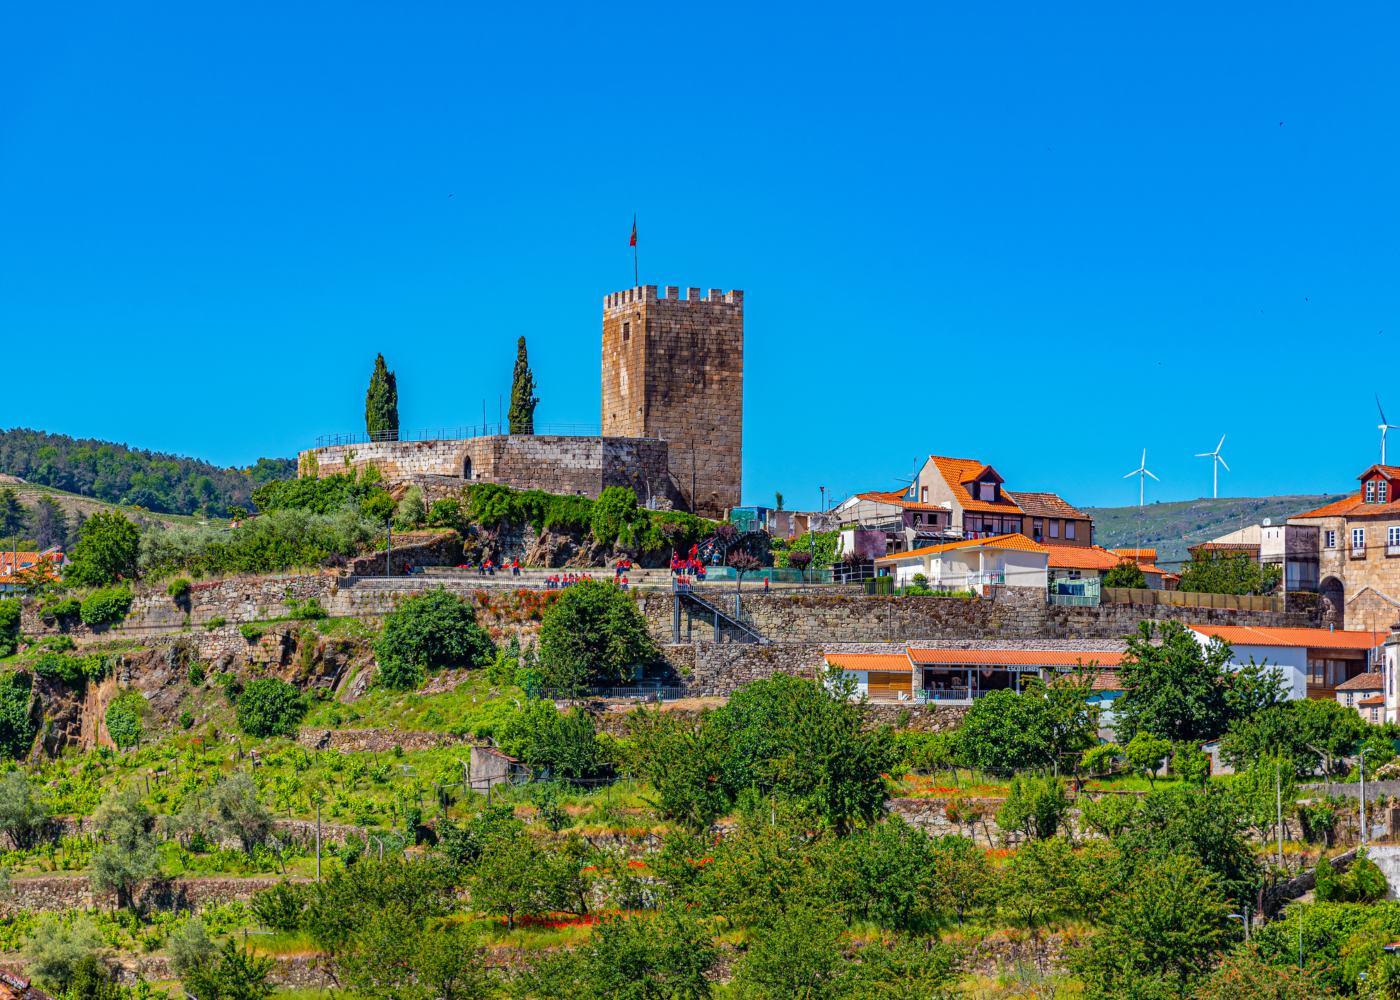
xmin=297 ymin=728 xmax=469 ymax=753
xmin=0 ymin=876 xmax=291 ymax=917
xmin=347 ymin=532 xmax=462 ymax=575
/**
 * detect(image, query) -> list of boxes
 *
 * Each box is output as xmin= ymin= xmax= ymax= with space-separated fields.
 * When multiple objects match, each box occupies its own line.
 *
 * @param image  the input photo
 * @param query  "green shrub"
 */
xmin=236 ymin=678 xmax=307 ymax=737
xmin=426 ymin=497 xmax=463 ymax=529
xmin=239 ymin=622 xmax=267 ymax=642
xmin=250 ymin=880 xmax=308 ymax=931
xmin=105 ymin=690 xmax=145 ymax=750
xmin=179 ymin=711 xmax=195 ymax=730
xmin=392 ymin=486 xmax=426 ymax=530
xmin=0 ymin=599 xmax=19 ymax=659
xmin=139 ymin=507 xmax=378 ymax=578
xmin=187 ymin=662 xmax=206 ymax=687
xmin=498 ymin=702 xmax=606 ymax=780
xmin=206 ymin=616 xmax=227 ymax=631
xmin=39 ymin=597 xmax=81 ymax=625
xmin=0 ymin=672 xmax=36 ymax=758
xmin=79 ymin=586 xmax=133 ymax=628
xmin=167 ymin=578 xmax=193 ymax=603
xmin=31 ymin=651 xmax=107 ymax=688
xmin=537 ymin=581 xmax=655 ymax=692
xmin=589 ymin=486 xmax=640 ymax=548
xmin=285 ymin=597 xmax=328 ymax=620
xmin=375 ymin=591 xmax=494 ymax=691
xmin=65 ymin=510 xmax=141 ymax=586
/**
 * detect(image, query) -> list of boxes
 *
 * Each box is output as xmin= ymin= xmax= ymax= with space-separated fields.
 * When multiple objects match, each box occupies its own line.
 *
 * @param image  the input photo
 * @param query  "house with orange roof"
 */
xmin=0 ymin=549 xmax=65 ymax=596
xmin=823 ymin=644 xmax=1126 ymax=704
xmin=1187 ymin=623 xmax=1388 ymax=702
xmin=873 ymin=533 xmax=1048 ymax=593
xmin=912 ymin=455 xmax=1094 ymax=545
xmin=828 ymin=487 xmax=958 ymax=560
xmin=1289 ymin=464 xmax=1400 ymax=630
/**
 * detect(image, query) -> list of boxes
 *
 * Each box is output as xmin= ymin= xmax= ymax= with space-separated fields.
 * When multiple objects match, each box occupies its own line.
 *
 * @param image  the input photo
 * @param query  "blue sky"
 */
xmin=3 ymin=2 xmax=1398 ymax=511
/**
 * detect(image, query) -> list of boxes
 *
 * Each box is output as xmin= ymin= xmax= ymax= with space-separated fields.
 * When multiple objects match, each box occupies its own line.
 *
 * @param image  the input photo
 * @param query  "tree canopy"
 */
xmin=538 ymin=581 xmax=655 ymax=692
xmin=508 ymin=335 xmax=539 ymax=434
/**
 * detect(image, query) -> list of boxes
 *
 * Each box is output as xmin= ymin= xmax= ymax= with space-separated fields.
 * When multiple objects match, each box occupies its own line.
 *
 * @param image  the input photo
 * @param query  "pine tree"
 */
xmin=365 ymin=354 xmax=399 ymax=442
xmin=508 ymin=336 xmax=539 ymax=435
xmin=0 ymin=489 xmax=26 ymax=547
xmin=30 ymin=496 xmax=68 ymax=551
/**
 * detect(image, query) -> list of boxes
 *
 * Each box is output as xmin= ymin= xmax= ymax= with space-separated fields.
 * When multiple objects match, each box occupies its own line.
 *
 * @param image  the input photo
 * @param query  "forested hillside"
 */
xmin=0 ymin=428 xmax=294 ymax=517
xmin=1085 ymin=494 xmax=1344 ymax=566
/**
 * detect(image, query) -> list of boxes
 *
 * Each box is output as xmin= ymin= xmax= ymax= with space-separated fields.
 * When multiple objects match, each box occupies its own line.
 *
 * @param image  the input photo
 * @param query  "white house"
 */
xmin=1187 ymin=624 xmax=1387 ymax=703
xmin=823 ymin=652 xmax=914 ymax=700
xmin=873 ymin=533 xmax=1048 ymax=592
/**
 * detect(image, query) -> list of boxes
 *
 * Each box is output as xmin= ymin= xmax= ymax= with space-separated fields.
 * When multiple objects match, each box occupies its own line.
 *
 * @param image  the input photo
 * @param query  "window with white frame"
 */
xmin=1326 ymin=530 xmax=1336 ymax=548
xmin=1382 ymin=480 xmax=1391 ymax=503
xmin=1353 ymin=527 xmax=1366 ymax=551
xmin=1367 ymin=480 xmax=1377 ymax=502
xmin=1389 ymin=526 xmax=1400 ymax=549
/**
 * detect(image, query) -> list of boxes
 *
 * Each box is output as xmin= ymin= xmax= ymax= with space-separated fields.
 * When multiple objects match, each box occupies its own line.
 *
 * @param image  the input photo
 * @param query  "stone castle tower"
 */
xmin=601 ymin=285 xmax=743 ymax=517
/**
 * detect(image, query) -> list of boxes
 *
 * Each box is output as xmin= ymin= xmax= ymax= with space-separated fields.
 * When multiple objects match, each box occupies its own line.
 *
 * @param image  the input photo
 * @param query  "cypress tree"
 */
xmin=365 ymin=354 xmax=399 ymax=442
xmin=508 ymin=336 xmax=539 ymax=434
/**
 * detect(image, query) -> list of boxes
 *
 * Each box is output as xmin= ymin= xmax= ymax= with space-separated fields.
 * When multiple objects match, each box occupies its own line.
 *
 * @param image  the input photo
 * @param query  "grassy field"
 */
xmin=1084 ymin=493 xmax=1343 ymax=566
xmin=0 ymin=474 xmax=229 ymax=530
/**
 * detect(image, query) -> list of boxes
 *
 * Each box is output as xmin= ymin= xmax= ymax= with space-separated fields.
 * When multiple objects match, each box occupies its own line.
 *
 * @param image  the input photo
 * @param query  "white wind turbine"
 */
xmin=1195 ymin=434 xmax=1230 ymax=499
xmin=1378 ymin=395 xmax=1399 ymax=465
xmin=1122 ymin=449 xmax=1159 ymax=507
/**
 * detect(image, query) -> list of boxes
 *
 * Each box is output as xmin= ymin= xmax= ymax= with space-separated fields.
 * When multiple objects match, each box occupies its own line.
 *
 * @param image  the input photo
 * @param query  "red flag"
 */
xmin=629 ymin=217 xmax=637 ymax=247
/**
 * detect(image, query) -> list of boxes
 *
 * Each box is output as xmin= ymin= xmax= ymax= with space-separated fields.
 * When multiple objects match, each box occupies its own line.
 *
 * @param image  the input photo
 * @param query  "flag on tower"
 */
xmin=629 ymin=216 xmax=637 ymax=247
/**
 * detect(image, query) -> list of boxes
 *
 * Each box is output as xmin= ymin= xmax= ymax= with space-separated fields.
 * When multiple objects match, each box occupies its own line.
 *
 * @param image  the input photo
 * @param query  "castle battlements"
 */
xmin=604 ymin=286 xmax=743 ymax=310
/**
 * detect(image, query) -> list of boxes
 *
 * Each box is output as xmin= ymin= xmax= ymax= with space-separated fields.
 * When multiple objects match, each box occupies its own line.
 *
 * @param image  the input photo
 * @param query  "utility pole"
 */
xmin=1361 ymin=748 xmax=1370 ymax=847
xmin=385 ymin=520 xmax=392 ymax=579
xmin=315 ymin=800 xmax=322 ymax=881
xmin=1275 ymin=760 xmax=1284 ymax=867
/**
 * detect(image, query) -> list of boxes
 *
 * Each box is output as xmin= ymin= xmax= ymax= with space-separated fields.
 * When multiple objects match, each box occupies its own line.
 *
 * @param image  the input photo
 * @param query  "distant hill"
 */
xmin=0 ymin=428 xmax=294 ymax=518
xmin=0 ymin=474 xmax=225 ymax=532
xmin=1084 ymin=495 xmax=1346 ymax=567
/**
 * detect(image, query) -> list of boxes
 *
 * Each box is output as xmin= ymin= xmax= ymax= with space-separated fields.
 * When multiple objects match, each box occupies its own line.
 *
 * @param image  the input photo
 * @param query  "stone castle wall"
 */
xmin=298 ymin=434 xmax=674 ymax=506
xmin=601 ymin=285 xmax=743 ymax=517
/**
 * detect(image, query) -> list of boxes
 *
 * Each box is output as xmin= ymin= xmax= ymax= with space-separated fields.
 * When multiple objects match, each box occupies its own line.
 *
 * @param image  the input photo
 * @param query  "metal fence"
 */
xmin=313 ymin=422 xmax=626 ymax=448
xmin=540 ymin=686 xmax=691 ymax=702
xmin=1103 ymin=587 xmax=1283 ymax=612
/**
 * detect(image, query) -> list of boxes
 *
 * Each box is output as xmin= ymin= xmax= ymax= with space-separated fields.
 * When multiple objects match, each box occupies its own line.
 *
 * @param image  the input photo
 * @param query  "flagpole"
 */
xmin=632 ymin=214 xmax=639 ymax=286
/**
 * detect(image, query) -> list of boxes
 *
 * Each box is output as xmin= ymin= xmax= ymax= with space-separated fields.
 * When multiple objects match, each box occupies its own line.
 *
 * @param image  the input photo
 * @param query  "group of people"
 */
xmin=545 ymin=572 xmax=599 ymax=590
xmin=455 ymin=558 xmax=522 ymax=577
xmin=669 ymin=545 xmax=709 ymax=582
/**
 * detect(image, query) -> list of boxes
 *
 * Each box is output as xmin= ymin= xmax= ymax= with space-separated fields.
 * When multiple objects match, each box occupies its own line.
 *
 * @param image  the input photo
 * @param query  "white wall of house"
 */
xmin=1190 ymin=635 xmax=1306 ymax=700
xmin=1385 ymin=637 xmax=1400 ymax=725
xmin=826 ymin=668 xmax=870 ymax=697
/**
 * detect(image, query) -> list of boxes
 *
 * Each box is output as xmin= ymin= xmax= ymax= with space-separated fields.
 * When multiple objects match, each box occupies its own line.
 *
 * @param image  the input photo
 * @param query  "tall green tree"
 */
xmin=538 ymin=580 xmax=655 ymax=692
xmin=90 ymin=789 xmax=159 ymax=909
xmin=1179 ymin=550 xmax=1282 ymax=595
xmin=1102 ymin=559 xmax=1147 ymax=589
xmin=0 ymin=488 xmax=27 ymax=548
xmin=365 ymin=353 xmax=399 ymax=442
xmin=65 ymin=510 xmax=141 ymax=586
xmin=1115 ymin=620 xmax=1280 ymax=744
xmin=508 ymin=335 xmax=539 ymax=434
xmin=29 ymin=496 xmax=69 ymax=550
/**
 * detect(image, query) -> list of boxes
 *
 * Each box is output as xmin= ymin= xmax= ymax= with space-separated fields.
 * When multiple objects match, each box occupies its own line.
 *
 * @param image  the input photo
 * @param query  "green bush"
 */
xmin=206 ymin=616 xmax=227 ymax=631
xmin=79 ymin=586 xmax=133 ymax=628
xmin=498 ymin=702 xmax=607 ymax=780
xmin=187 ymin=662 xmax=206 ymax=687
xmin=537 ymin=581 xmax=655 ymax=692
xmin=39 ymin=597 xmax=81 ymax=625
xmin=392 ymin=486 xmax=426 ymax=530
xmin=239 ymin=623 xmax=267 ymax=642
xmin=104 ymin=690 xmax=145 ymax=750
xmin=31 ymin=651 xmax=108 ymax=688
xmin=179 ymin=711 xmax=195 ymax=730
xmin=0 ymin=672 xmax=36 ymax=758
xmin=0 ymin=599 xmax=19 ymax=659
xmin=426 ymin=498 xmax=463 ymax=529
xmin=589 ymin=486 xmax=640 ymax=548
xmin=139 ymin=508 xmax=378 ymax=578
xmin=375 ymin=591 xmax=494 ymax=691
xmin=167 ymin=578 xmax=193 ymax=603
xmin=285 ymin=598 xmax=328 ymax=620
xmin=235 ymin=678 xmax=307 ymax=737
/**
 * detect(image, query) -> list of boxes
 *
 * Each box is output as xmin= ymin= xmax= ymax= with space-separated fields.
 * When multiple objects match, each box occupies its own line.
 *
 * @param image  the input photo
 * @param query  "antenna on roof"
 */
xmin=1194 ymin=433 xmax=1230 ymax=499
xmin=1378 ymin=395 xmax=1398 ymax=465
xmin=893 ymin=457 xmax=922 ymax=498
xmin=1122 ymin=448 xmax=1159 ymax=507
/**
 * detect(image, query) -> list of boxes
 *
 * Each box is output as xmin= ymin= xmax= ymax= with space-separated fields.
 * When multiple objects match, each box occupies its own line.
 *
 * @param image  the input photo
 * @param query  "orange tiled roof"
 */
xmin=824 ymin=653 xmax=913 ymax=673
xmin=908 ymin=647 xmax=1126 ymax=667
xmin=1005 ymin=491 xmax=1088 ymax=520
xmin=0 ymin=552 xmax=58 ymax=575
xmin=1044 ymin=544 xmax=1128 ymax=571
xmin=1137 ymin=563 xmax=1169 ymax=576
xmin=1357 ymin=695 xmax=1385 ymax=707
xmin=874 ymin=533 xmax=1046 ymax=563
xmin=1189 ymin=625 xmax=1388 ymax=650
xmin=928 ymin=456 xmax=1024 ymax=515
xmin=1113 ymin=548 xmax=1158 ymax=561
xmin=1336 ymin=672 xmax=1384 ymax=692
xmin=854 ymin=490 xmax=948 ymax=512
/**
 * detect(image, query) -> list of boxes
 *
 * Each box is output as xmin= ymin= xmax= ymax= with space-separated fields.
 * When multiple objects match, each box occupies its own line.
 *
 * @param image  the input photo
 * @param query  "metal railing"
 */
xmin=312 ymin=422 xmax=651 ymax=448
xmin=541 ymin=685 xmax=690 ymax=702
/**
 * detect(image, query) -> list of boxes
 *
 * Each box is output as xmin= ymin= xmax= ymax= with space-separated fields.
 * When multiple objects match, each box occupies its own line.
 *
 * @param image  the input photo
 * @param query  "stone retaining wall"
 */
xmin=297 ymin=728 xmax=469 ymax=753
xmin=0 ymin=876 xmax=290 ymax=917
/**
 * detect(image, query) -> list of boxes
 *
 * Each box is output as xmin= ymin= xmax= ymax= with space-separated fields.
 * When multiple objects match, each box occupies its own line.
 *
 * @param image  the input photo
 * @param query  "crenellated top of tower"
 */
xmin=603 ymin=286 xmax=743 ymax=310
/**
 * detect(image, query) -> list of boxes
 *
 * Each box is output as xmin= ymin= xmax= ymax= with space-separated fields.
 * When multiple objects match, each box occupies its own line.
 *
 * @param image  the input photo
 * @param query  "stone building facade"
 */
xmin=601 ymin=285 xmax=744 ymax=517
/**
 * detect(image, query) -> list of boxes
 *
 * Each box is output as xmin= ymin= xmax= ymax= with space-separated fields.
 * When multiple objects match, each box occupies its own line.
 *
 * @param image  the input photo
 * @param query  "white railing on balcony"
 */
xmin=966 ymin=571 xmax=1006 ymax=587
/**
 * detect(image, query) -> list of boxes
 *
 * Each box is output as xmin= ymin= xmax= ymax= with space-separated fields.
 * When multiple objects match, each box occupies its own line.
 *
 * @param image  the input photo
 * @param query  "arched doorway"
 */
xmin=462 ymin=456 xmax=473 ymax=480
xmin=1319 ymin=576 xmax=1344 ymax=630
